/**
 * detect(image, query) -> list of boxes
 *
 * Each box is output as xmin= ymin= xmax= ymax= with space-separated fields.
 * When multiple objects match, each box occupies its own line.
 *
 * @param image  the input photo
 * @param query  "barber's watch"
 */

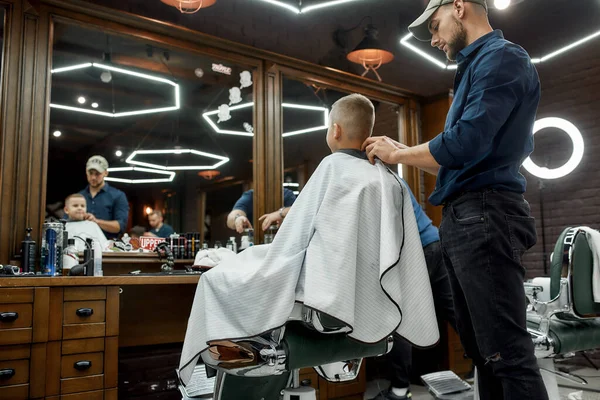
xmin=234 ymin=213 xmax=244 ymax=223
xmin=279 ymin=207 xmax=286 ymax=219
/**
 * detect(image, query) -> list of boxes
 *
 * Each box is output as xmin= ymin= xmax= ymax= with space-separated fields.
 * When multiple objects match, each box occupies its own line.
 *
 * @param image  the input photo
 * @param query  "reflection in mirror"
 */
xmin=282 ymin=77 xmax=400 ymax=195
xmin=47 ymin=22 xmax=255 ymax=253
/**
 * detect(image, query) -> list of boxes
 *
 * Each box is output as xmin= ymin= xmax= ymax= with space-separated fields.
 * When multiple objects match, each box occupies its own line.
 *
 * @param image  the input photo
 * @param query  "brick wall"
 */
xmin=521 ymin=41 xmax=600 ymax=278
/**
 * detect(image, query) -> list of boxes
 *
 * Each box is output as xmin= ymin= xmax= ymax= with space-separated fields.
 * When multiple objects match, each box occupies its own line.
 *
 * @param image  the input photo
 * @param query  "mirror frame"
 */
xmin=0 ymin=0 xmax=421 ymax=262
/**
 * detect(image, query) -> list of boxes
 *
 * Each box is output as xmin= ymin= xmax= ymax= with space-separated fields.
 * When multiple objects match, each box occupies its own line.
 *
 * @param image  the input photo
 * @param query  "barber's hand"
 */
xmin=234 ymin=215 xmax=252 ymax=234
xmin=258 ymin=211 xmax=283 ymax=231
xmin=84 ymin=213 xmax=98 ymax=223
xmin=362 ymin=136 xmax=407 ymax=165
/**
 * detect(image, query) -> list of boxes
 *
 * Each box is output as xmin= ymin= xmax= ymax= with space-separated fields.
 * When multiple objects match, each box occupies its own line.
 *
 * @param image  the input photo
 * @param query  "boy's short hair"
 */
xmin=65 ymin=193 xmax=86 ymax=207
xmin=329 ymin=93 xmax=375 ymax=141
xmin=149 ymin=210 xmax=163 ymax=218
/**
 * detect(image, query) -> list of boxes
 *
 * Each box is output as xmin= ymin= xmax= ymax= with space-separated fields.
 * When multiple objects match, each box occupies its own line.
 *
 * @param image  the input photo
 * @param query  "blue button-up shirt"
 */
xmin=428 ymin=30 xmax=541 ymax=206
xmin=79 ymin=183 xmax=129 ymax=238
xmin=405 ymin=182 xmax=439 ymax=247
xmin=232 ymin=189 xmax=297 ymax=223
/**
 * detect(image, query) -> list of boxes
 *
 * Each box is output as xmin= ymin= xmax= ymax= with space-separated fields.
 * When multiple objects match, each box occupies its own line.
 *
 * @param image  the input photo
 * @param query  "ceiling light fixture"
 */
xmin=346 ymin=20 xmax=394 ymax=82
xmin=401 ymin=29 xmax=600 ymax=70
xmin=126 ymin=149 xmax=229 ymax=171
xmin=160 ymin=0 xmax=217 ymax=14
xmin=77 ymin=96 xmax=86 ymax=104
xmin=53 ymin=130 xmax=62 ymax=137
xmin=522 ymin=117 xmax=584 ymax=180
xmin=50 ymin=62 xmax=180 ymax=117
xmin=256 ymin=0 xmax=363 ymax=14
xmin=91 ymin=102 xmax=99 ymax=108
xmin=115 ymin=150 xmax=123 ymax=157
xmin=494 ymin=0 xmax=511 ymax=10
xmin=105 ymin=166 xmax=176 ymax=184
xmin=202 ymin=102 xmax=329 ymax=137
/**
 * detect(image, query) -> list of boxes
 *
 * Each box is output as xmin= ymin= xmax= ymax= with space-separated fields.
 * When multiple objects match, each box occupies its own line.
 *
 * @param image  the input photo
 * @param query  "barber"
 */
xmin=227 ymin=188 xmax=297 ymax=233
xmin=363 ymin=1 xmax=548 ymax=399
xmin=79 ymin=155 xmax=129 ymax=239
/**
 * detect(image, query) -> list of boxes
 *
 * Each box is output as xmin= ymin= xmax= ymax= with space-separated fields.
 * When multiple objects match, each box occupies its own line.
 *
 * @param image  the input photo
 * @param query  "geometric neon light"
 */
xmin=256 ymin=0 xmax=363 ymax=14
xmin=126 ymin=149 xmax=229 ymax=171
xmin=522 ymin=118 xmax=584 ymax=180
xmin=50 ymin=62 xmax=180 ymax=117
xmin=105 ymin=166 xmax=176 ymax=184
xmin=400 ymin=29 xmax=600 ymax=71
xmin=202 ymin=102 xmax=329 ymax=137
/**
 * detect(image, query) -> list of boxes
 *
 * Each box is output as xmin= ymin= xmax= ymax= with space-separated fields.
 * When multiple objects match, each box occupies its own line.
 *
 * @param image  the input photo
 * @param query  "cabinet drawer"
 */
xmin=61 ymin=374 xmax=104 ymax=394
xmin=0 ymin=303 xmax=34 ymax=345
xmin=58 ymin=389 xmax=105 ymax=400
xmin=0 ymin=383 xmax=29 ymax=399
xmin=0 ymin=289 xmax=33 ymax=304
xmin=64 ymin=287 xmax=106 ymax=302
xmin=64 ymin=301 xmax=106 ymax=325
xmin=62 ymin=338 xmax=105 ymax=355
xmin=61 ymin=352 xmax=104 ymax=379
xmin=0 ymin=359 xmax=29 ymax=387
xmin=0 ymin=303 xmax=33 ymax=329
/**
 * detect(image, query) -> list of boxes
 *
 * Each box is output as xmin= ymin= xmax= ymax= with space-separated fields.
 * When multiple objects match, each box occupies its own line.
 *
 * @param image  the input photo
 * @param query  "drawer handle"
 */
xmin=0 ymin=368 xmax=15 ymax=379
xmin=73 ymin=361 xmax=92 ymax=371
xmin=0 ymin=312 xmax=18 ymax=323
xmin=76 ymin=308 xmax=94 ymax=317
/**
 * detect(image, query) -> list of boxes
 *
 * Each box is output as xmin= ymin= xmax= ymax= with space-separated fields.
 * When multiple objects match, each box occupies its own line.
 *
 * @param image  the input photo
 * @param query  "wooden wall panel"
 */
xmin=420 ymin=93 xmax=452 ymax=227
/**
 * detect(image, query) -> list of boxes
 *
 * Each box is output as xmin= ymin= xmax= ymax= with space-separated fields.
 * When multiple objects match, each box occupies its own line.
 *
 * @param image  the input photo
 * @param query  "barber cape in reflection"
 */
xmin=178 ymin=152 xmax=439 ymax=385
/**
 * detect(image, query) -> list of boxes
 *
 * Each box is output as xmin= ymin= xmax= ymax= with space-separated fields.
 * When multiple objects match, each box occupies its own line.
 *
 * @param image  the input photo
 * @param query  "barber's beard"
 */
xmin=446 ymin=18 xmax=467 ymax=61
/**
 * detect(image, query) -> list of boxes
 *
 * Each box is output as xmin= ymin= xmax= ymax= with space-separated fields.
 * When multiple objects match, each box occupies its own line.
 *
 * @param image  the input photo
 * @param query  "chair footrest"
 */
xmin=421 ymin=371 xmax=474 ymax=399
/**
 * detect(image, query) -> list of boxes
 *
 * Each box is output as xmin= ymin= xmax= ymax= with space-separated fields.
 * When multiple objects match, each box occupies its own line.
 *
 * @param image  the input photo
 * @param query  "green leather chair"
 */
xmin=525 ymin=226 xmax=600 ymax=384
xmin=178 ymin=304 xmax=393 ymax=400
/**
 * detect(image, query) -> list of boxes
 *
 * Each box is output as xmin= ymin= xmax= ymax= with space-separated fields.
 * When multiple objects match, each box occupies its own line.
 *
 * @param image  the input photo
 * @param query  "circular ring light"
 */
xmin=522 ymin=117 xmax=584 ymax=179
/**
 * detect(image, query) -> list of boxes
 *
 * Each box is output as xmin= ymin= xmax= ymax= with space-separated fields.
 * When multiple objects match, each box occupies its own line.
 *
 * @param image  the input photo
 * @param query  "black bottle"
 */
xmin=20 ymin=227 xmax=37 ymax=273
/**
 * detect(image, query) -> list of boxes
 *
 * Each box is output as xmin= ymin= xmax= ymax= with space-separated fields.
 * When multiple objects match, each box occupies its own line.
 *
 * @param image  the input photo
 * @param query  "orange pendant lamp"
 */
xmin=347 ymin=24 xmax=394 ymax=82
xmin=160 ymin=0 xmax=217 ymax=14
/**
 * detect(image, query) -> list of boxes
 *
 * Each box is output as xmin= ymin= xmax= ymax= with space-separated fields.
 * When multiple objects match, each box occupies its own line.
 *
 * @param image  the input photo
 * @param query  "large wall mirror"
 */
xmin=282 ymin=76 xmax=401 ymax=194
xmin=46 ymin=21 xmax=256 ymax=245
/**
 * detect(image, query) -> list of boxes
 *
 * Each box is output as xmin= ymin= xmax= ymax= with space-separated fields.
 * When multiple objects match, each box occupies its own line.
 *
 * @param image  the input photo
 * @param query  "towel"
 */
xmin=193 ymin=248 xmax=237 ymax=268
xmin=178 ymin=151 xmax=439 ymax=385
xmin=575 ymin=226 xmax=600 ymax=302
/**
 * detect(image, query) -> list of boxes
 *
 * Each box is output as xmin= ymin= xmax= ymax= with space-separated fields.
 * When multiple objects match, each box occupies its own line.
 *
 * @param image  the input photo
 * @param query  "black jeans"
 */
xmin=387 ymin=240 xmax=457 ymax=389
xmin=440 ymin=189 xmax=548 ymax=400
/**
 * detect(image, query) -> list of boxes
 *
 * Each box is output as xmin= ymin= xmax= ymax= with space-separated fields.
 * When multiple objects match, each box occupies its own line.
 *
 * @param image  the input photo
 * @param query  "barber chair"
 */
xmin=525 ymin=226 xmax=600 ymax=399
xmin=177 ymin=303 xmax=393 ymax=400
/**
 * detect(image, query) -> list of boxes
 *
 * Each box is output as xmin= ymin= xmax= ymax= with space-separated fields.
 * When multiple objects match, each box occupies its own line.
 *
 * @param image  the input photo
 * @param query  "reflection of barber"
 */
xmin=227 ymin=188 xmax=296 ymax=233
xmin=79 ymin=156 xmax=129 ymax=239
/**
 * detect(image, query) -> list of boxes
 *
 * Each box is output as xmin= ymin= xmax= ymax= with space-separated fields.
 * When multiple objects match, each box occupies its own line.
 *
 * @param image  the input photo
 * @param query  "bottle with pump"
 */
xmin=229 ymin=237 xmax=238 ymax=253
xmin=20 ymin=227 xmax=37 ymax=273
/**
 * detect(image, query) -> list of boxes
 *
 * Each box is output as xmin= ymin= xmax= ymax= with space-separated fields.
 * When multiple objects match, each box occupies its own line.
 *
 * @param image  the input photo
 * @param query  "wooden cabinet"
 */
xmin=0 ymin=285 xmax=119 ymax=399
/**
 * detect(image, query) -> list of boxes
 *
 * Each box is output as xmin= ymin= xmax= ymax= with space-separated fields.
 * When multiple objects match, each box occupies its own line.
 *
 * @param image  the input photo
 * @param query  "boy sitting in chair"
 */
xmin=179 ymin=94 xmax=439 ymax=386
xmin=64 ymin=193 xmax=108 ymax=252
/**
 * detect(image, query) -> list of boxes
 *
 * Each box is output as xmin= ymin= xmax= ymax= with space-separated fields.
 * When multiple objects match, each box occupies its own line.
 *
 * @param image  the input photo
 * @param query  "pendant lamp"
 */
xmin=160 ymin=0 xmax=217 ymax=14
xmin=347 ymin=25 xmax=394 ymax=82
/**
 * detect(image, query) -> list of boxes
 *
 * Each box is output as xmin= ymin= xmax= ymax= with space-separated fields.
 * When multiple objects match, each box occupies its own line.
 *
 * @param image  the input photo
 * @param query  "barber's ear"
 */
xmin=454 ymin=0 xmax=465 ymax=18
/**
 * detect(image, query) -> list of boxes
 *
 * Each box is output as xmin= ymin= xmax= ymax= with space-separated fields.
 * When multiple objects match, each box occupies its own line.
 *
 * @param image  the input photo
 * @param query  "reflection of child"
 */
xmin=64 ymin=194 xmax=108 ymax=251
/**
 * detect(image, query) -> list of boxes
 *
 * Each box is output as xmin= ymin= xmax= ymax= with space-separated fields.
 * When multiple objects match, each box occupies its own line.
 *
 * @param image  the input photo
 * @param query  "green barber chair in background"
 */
xmin=525 ymin=226 xmax=600 ymax=399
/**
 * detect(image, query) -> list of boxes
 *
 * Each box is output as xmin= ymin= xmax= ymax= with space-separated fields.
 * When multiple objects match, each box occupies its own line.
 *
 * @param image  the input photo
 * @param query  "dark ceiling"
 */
xmin=84 ymin=0 xmax=600 ymax=97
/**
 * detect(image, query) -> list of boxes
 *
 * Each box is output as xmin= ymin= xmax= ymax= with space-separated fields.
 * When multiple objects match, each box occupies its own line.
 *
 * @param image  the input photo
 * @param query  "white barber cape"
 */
xmin=178 ymin=150 xmax=439 ymax=385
